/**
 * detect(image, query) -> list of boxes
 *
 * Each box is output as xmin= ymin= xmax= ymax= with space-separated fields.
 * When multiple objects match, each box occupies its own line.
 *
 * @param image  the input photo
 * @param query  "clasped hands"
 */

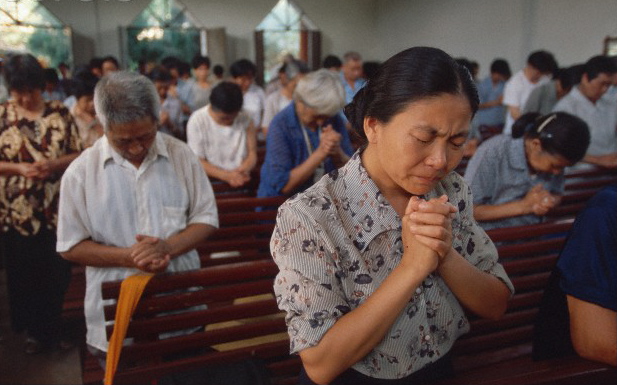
xmin=128 ymin=234 xmax=172 ymax=273
xmin=523 ymin=184 xmax=559 ymax=216
xmin=317 ymin=124 xmax=342 ymax=158
xmin=18 ymin=160 xmax=56 ymax=180
xmin=401 ymin=195 xmax=458 ymax=276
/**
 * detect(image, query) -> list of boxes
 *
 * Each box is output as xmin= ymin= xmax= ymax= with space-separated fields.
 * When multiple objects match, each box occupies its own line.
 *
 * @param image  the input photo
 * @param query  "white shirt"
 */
xmin=553 ymin=86 xmax=617 ymax=168
xmin=503 ymin=70 xmax=550 ymax=135
xmin=243 ymin=83 xmax=266 ymax=128
xmin=186 ymin=105 xmax=252 ymax=170
xmin=56 ymin=133 xmax=218 ymax=351
xmin=262 ymin=91 xmax=292 ymax=130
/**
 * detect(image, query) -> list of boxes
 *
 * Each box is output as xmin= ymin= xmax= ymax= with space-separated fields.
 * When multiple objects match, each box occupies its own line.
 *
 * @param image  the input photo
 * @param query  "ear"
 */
xmin=364 ymin=117 xmax=381 ymax=144
xmin=529 ymin=138 xmax=543 ymax=152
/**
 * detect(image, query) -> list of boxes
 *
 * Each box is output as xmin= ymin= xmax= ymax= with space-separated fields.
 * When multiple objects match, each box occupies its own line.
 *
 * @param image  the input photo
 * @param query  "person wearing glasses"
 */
xmin=56 ymin=71 xmax=218 ymax=361
xmin=464 ymin=112 xmax=590 ymax=230
xmin=257 ymin=69 xmax=354 ymax=198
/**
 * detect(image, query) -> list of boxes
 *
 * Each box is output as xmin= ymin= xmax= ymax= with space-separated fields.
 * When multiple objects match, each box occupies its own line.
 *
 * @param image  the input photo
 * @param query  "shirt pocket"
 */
xmin=162 ymin=206 xmax=187 ymax=239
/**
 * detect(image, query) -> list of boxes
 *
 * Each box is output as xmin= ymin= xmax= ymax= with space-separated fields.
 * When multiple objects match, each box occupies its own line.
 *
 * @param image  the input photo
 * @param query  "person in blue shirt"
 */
xmin=465 ymin=112 xmax=590 ymax=230
xmin=465 ymin=59 xmax=511 ymax=156
xmin=257 ymin=69 xmax=354 ymax=197
xmin=340 ymin=51 xmax=367 ymax=104
xmin=534 ymin=185 xmax=617 ymax=366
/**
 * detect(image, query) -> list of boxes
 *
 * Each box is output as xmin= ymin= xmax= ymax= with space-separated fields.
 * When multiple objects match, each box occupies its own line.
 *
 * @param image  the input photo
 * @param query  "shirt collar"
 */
xmin=100 ymin=132 xmax=169 ymax=169
xmin=337 ymin=151 xmax=402 ymax=252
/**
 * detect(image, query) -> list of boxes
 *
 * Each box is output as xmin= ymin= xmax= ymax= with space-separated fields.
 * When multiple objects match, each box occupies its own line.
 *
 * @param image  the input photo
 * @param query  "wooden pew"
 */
xmin=199 ymin=196 xmax=286 ymax=267
xmin=429 ymin=219 xmax=617 ymax=385
xmin=85 ymin=218 xmax=617 ymax=385
xmin=92 ymin=260 xmax=297 ymax=385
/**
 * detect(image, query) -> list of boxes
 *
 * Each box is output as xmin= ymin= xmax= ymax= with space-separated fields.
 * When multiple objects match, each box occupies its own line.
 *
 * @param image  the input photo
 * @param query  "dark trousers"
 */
xmin=2 ymin=227 xmax=71 ymax=346
xmin=298 ymin=353 xmax=453 ymax=385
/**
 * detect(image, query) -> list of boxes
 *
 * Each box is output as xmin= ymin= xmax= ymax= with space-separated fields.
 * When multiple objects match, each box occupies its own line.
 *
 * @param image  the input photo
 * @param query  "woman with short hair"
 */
xmin=0 ymin=53 xmax=81 ymax=353
xmin=258 ymin=69 xmax=354 ymax=197
xmin=271 ymin=47 xmax=513 ymax=384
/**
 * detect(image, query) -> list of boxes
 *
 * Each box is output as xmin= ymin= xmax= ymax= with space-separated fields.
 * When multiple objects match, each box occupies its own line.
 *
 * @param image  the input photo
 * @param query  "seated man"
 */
xmin=56 ymin=71 xmax=218 ymax=359
xmin=553 ymin=55 xmax=617 ymax=169
xmin=187 ymin=81 xmax=258 ymax=188
xmin=534 ymin=184 xmax=616 ymax=366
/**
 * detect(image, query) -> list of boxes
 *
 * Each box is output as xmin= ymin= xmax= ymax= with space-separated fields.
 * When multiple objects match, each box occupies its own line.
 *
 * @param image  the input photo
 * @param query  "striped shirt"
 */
xmin=271 ymin=151 xmax=513 ymax=379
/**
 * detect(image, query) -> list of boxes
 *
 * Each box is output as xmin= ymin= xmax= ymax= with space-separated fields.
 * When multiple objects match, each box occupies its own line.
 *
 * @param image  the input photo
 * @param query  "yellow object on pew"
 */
xmin=104 ymin=273 xmax=154 ymax=385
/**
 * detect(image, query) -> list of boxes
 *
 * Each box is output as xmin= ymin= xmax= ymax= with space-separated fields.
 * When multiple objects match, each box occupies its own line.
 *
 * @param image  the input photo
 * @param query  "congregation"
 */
xmin=0 ymin=40 xmax=616 ymax=385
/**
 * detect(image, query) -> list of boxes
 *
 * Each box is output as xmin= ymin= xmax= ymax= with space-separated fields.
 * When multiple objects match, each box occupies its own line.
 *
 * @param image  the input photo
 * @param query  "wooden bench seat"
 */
xmin=84 ymin=218 xmax=617 ymax=385
xmin=428 ymin=219 xmax=617 ymax=385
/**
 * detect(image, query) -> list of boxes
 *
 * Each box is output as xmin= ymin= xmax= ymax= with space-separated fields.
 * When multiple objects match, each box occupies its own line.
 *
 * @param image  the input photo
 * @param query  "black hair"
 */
xmin=102 ymin=55 xmax=120 ymax=69
xmin=147 ymin=66 xmax=173 ymax=83
xmin=177 ymin=61 xmax=191 ymax=77
xmin=527 ymin=50 xmax=558 ymax=76
xmin=323 ymin=55 xmax=342 ymax=69
xmin=490 ymin=59 xmax=511 ymax=78
xmin=512 ymin=112 xmax=590 ymax=164
xmin=455 ymin=57 xmax=473 ymax=74
xmin=213 ymin=64 xmax=224 ymax=78
xmin=73 ymin=72 xmax=99 ymax=99
xmin=583 ymin=55 xmax=617 ymax=81
xmin=567 ymin=64 xmax=585 ymax=85
xmin=209 ymin=81 xmax=243 ymax=114
xmin=161 ymin=56 xmax=180 ymax=70
xmin=362 ymin=61 xmax=381 ymax=81
xmin=191 ymin=55 xmax=211 ymax=70
xmin=344 ymin=46 xmax=479 ymax=144
xmin=229 ymin=59 xmax=256 ymax=78
xmin=556 ymin=67 xmax=579 ymax=93
xmin=43 ymin=68 xmax=59 ymax=84
xmin=4 ymin=53 xmax=45 ymax=91
xmin=89 ymin=57 xmax=103 ymax=72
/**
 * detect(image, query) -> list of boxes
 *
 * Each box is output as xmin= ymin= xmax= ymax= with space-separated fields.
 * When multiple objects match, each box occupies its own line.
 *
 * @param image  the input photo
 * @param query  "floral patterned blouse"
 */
xmin=271 ymin=151 xmax=514 ymax=379
xmin=0 ymin=100 xmax=82 ymax=236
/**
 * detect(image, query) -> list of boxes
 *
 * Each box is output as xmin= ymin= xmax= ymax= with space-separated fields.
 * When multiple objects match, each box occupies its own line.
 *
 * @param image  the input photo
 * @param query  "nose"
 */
xmin=128 ymin=141 xmax=145 ymax=155
xmin=425 ymin=143 xmax=447 ymax=171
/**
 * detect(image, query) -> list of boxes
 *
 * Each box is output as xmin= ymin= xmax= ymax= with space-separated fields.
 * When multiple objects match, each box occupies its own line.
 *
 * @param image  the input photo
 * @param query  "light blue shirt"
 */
xmin=464 ymin=134 xmax=564 ymax=230
xmin=340 ymin=71 xmax=366 ymax=104
xmin=473 ymin=76 xmax=506 ymax=129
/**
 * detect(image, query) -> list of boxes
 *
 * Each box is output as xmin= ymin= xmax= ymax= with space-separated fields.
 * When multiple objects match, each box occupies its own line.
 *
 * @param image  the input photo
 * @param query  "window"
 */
xmin=122 ymin=0 xmax=205 ymax=71
xmin=255 ymin=0 xmax=320 ymax=85
xmin=0 ymin=0 xmax=72 ymax=68
xmin=604 ymin=36 xmax=617 ymax=56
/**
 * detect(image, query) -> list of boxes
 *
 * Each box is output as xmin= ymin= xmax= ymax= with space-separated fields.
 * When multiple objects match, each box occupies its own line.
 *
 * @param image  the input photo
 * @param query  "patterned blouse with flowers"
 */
xmin=271 ymin=151 xmax=514 ymax=379
xmin=0 ymin=100 xmax=82 ymax=236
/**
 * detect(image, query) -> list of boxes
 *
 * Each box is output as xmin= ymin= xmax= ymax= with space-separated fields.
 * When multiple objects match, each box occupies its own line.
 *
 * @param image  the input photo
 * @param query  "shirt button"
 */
xmin=415 ymin=287 xmax=422 ymax=294
xmin=424 ymin=335 xmax=431 ymax=341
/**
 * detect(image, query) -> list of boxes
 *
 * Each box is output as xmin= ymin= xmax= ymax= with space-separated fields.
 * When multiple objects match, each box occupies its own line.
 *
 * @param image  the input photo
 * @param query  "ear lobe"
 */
xmin=364 ymin=117 xmax=380 ymax=143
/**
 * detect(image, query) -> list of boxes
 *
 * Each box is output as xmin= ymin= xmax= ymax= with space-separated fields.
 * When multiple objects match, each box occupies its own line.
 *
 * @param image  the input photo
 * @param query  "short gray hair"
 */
xmin=94 ymin=71 xmax=160 ymax=132
xmin=343 ymin=51 xmax=362 ymax=63
xmin=293 ymin=69 xmax=345 ymax=117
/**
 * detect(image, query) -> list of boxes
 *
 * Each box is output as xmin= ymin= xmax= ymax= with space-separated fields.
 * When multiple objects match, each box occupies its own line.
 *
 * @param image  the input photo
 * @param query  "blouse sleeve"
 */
xmin=271 ymin=200 xmax=351 ymax=354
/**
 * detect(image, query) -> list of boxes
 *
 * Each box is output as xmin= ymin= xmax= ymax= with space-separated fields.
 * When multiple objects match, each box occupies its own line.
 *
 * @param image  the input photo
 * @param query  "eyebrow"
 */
xmin=413 ymin=125 xmax=469 ymax=138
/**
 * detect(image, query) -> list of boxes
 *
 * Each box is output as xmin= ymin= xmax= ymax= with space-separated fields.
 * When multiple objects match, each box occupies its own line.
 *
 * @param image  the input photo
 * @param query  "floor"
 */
xmin=0 ymin=268 xmax=82 ymax=385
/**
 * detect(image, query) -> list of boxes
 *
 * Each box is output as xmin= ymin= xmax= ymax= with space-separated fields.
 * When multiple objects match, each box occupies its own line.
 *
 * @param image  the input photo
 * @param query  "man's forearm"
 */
xmin=60 ymin=239 xmax=133 ymax=268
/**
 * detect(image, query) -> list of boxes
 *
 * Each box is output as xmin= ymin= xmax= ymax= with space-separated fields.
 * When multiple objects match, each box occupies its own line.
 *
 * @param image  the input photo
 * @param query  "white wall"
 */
xmin=374 ymin=0 xmax=617 ymax=78
xmin=40 ymin=0 xmax=617 ymax=76
xmin=41 ymin=0 xmax=378 ymax=67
